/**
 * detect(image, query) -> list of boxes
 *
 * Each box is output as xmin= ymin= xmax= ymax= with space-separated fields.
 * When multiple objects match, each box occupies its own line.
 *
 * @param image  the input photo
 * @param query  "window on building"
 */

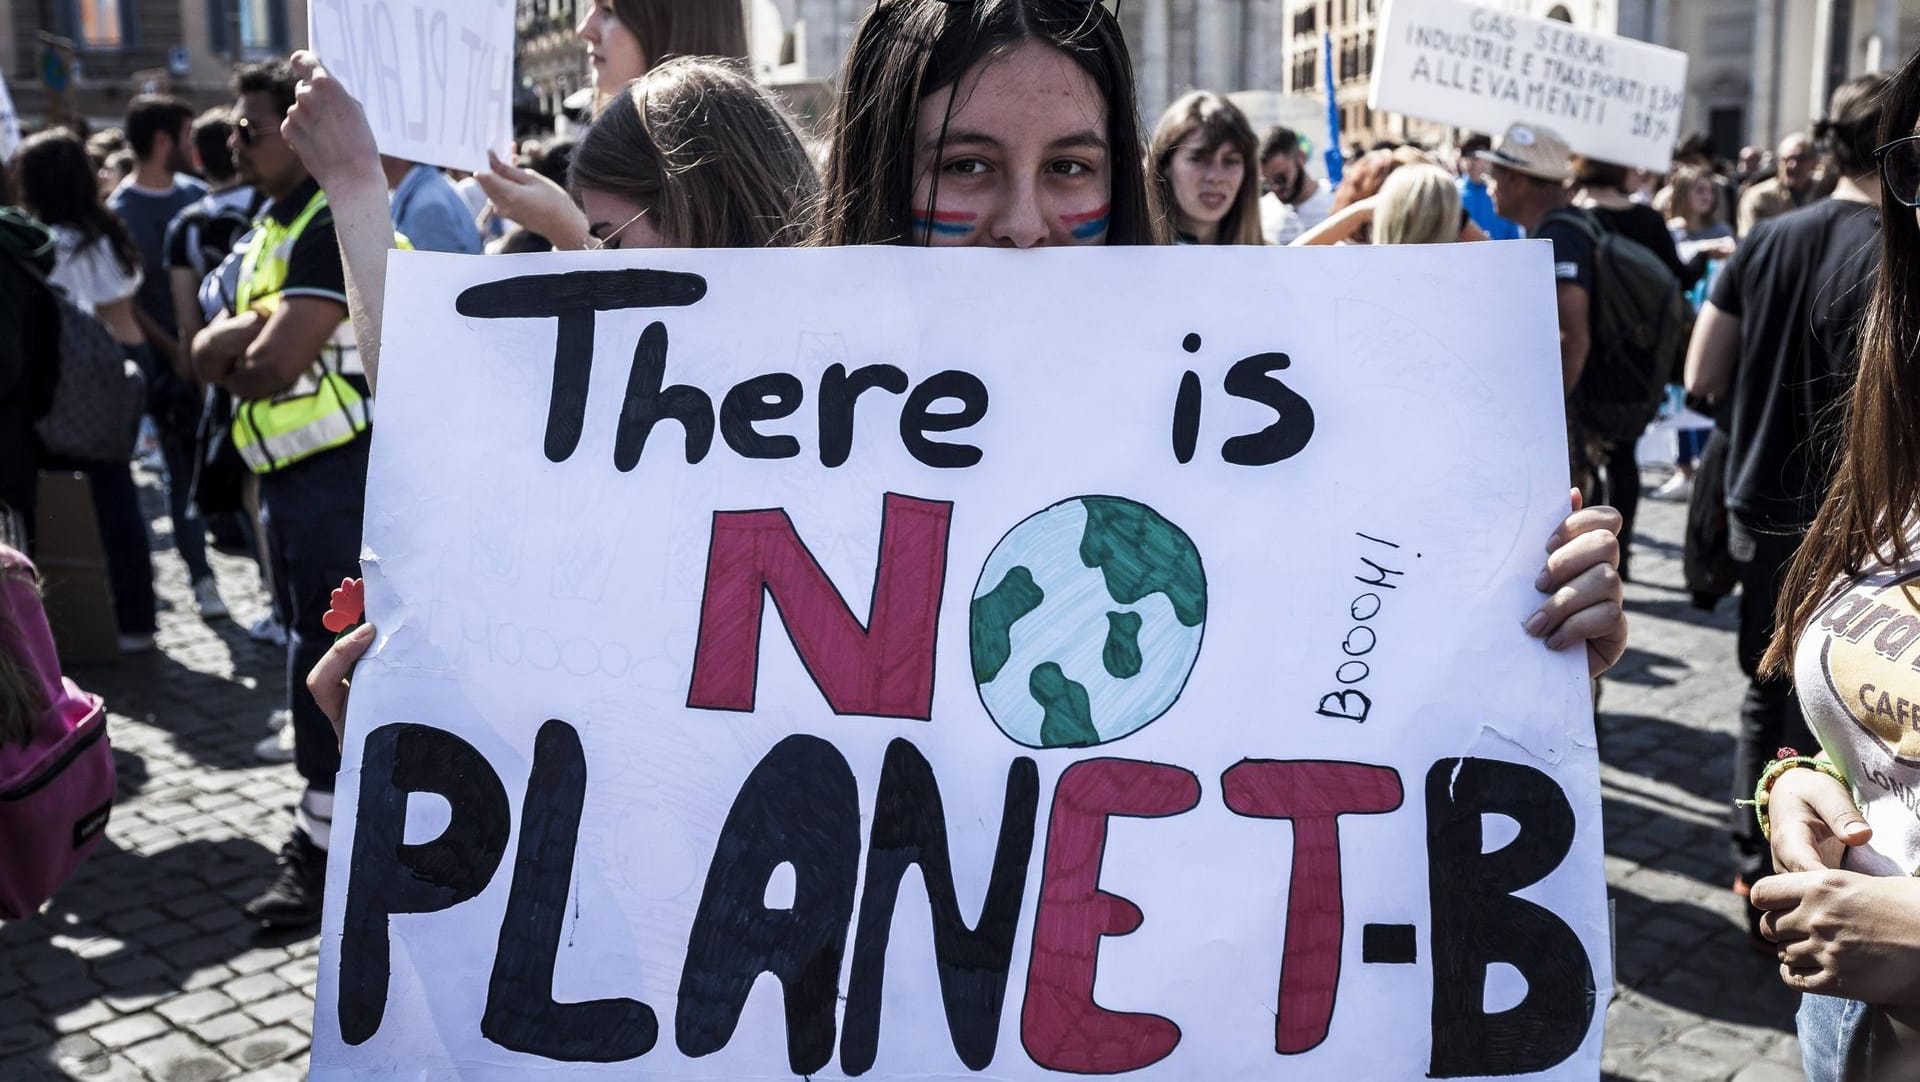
xmin=1704 ymin=13 xmax=1754 ymax=54
xmin=1546 ymin=5 xmax=1572 ymax=22
xmin=208 ymin=0 xmax=289 ymax=56
xmin=1709 ymin=106 xmax=1745 ymax=159
xmin=69 ymin=0 xmax=128 ymax=49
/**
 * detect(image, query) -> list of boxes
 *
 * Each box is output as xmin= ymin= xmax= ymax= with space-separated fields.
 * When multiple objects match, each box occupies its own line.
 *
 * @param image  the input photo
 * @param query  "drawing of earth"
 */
xmin=970 ymin=496 xmax=1206 ymax=748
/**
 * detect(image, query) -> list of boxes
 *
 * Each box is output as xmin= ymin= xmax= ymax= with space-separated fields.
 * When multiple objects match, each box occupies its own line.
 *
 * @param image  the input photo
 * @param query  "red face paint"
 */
xmin=1061 ymin=204 xmax=1111 ymax=242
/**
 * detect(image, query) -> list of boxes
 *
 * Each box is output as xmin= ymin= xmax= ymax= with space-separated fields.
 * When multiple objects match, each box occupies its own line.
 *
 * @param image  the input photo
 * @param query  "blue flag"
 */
xmin=1323 ymin=31 xmax=1343 ymax=186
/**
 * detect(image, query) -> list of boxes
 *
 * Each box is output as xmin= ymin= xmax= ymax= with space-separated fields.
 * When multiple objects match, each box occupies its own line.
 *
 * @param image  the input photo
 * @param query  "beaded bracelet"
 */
xmin=1736 ymin=746 xmax=1852 ymax=840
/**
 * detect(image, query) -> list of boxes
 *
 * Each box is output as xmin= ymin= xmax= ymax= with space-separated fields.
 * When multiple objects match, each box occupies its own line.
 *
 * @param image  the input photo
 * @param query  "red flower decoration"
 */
xmin=322 ymin=577 xmax=365 ymax=634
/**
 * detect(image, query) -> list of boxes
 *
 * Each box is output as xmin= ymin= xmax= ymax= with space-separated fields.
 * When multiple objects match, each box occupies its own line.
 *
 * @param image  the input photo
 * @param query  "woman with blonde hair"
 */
xmin=1373 ymin=163 xmax=1464 ymax=245
xmin=1148 ymin=91 xmax=1263 ymax=245
xmin=1296 ymin=155 xmax=1482 ymax=246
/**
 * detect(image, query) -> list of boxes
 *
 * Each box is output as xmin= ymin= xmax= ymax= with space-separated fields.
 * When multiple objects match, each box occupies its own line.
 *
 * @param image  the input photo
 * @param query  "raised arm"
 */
xmin=282 ymin=51 xmax=395 ymax=393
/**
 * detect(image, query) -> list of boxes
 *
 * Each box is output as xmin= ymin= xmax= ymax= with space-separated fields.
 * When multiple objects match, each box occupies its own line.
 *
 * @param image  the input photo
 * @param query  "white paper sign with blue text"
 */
xmin=1371 ymin=0 xmax=1689 ymax=172
xmin=311 ymin=245 xmax=1610 ymax=1080
xmin=304 ymin=0 xmax=514 ymax=173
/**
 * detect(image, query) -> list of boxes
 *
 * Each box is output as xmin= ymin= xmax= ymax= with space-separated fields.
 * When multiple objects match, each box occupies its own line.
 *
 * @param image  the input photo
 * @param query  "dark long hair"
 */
xmin=9 ymin=129 xmax=139 ymax=275
xmin=816 ymin=0 xmax=1157 ymax=246
xmin=1149 ymin=90 xmax=1263 ymax=245
xmin=611 ymin=0 xmax=748 ymax=65
xmin=570 ymin=58 xmax=816 ymax=247
xmin=1764 ymin=64 xmax=1910 ymax=675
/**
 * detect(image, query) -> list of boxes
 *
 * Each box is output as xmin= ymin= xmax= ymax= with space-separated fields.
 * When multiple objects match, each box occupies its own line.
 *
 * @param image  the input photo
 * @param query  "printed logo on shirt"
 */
xmin=1553 ymin=261 xmax=1580 ymax=280
xmin=1817 ymin=568 xmax=1920 ymax=763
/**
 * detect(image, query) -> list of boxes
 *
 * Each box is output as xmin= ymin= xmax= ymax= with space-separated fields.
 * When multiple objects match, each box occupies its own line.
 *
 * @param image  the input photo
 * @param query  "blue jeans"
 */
xmin=1800 ymin=993 xmax=1874 ymax=1081
xmin=158 ymin=417 xmax=212 ymax=582
xmin=83 ymin=459 xmax=158 ymax=635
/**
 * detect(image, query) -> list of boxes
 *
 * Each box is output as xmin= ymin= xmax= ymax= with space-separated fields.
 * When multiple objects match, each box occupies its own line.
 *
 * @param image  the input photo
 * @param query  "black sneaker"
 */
xmin=244 ymin=828 xmax=326 ymax=928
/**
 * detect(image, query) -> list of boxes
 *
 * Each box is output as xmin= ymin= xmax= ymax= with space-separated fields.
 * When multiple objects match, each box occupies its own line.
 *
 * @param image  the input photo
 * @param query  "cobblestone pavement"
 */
xmin=0 ymin=467 xmax=1804 ymax=1081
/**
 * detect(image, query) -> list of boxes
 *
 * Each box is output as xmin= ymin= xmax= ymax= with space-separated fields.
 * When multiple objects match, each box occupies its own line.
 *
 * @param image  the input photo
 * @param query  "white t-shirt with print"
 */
xmin=1795 ymin=557 xmax=1920 ymax=876
xmin=46 ymin=225 xmax=141 ymax=317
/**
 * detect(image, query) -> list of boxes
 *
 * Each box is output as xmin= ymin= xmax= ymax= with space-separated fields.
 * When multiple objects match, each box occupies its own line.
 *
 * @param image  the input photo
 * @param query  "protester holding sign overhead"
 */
xmin=474 ymin=0 xmax=748 ymax=254
xmin=279 ymin=51 xmax=815 ymax=390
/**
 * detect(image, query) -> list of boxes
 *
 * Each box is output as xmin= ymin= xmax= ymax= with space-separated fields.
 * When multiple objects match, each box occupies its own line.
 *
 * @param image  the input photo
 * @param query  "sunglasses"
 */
xmin=1876 ymin=135 xmax=1920 ymax=208
xmin=232 ymin=116 xmax=276 ymax=147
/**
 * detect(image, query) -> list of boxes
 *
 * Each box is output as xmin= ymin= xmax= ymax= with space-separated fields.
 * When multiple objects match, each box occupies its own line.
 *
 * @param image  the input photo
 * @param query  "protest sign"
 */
xmin=312 ymin=244 xmax=1610 ymax=1079
xmin=305 ymin=0 xmax=513 ymax=173
xmin=1371 ymin=0 xmax=1688 ymax=172
xmin=0 ymin=69 xmax=19 ymax=163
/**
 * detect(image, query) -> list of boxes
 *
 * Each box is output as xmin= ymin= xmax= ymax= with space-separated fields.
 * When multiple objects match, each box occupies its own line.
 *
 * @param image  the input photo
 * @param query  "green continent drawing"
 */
xmin=970 ymin=497 xmax=1208 ymax=749
xmin=1030 ymin=662 xmax=1100 ymax=747
xmin=970 ymin=565 xmax=1044 ymax=684
xmin=1078 ymin=496 xmax=1208 ymax=627
xmin=1103 ymin=611 xmax=1143 ymax=678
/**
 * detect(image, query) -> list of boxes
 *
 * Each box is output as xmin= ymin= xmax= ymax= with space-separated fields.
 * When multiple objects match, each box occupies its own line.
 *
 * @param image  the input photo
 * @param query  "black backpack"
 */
xmin=1549 ymin=208 xmax=1689 ymax=441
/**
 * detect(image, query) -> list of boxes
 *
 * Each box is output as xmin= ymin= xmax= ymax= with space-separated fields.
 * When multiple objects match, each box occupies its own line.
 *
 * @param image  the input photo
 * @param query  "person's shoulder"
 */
xmin=1535 ymin=206 xmax=1595 ymax=239
xmin=1767 ymin=197 xmax=1873 ymax=239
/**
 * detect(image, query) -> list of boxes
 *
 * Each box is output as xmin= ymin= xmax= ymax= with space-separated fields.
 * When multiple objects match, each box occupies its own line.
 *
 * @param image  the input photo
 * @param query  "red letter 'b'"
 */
xmin=687 ymin=493 xmax=951 ymax=719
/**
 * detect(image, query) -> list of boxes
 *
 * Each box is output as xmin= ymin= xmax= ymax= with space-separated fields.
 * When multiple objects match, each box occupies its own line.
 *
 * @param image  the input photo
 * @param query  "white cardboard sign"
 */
xmin=312 ymin=245 xmax=1611 ymax=1080
xmin=305 ymin=0 xmax=514 ymax=173
xmin=1370 ymin=0 xmax=1688 ymax=172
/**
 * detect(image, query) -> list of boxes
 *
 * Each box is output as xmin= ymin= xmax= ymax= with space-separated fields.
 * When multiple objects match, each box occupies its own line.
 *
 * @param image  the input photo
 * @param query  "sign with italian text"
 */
xmin=1370 ymin=0 xmax=1688 ymax=172
xmin=305 ymin=0 xmax=513 ymax=173
xmin=312 ymin=245 xmax=1610 ymax=1079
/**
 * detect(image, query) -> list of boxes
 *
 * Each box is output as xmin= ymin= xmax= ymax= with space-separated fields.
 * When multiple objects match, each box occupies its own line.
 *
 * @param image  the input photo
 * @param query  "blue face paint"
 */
xmin=913 ymin=210 xmax=977 ymax=238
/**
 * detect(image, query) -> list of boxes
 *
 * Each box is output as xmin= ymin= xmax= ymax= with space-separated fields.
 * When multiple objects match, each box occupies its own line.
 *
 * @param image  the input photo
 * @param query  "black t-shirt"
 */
xmin=1709 ymin=198 xmax=1879 ymax=530
xmin=1535 ymin=208 xmax=1597 ymax=294
xmin=258 ymin=178 xmax=349 ymax=308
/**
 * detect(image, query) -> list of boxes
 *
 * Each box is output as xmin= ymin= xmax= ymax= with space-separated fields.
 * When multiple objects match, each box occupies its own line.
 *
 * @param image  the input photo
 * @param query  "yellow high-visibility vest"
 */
xmin=230 ymin=189 xmax=370 ymax=474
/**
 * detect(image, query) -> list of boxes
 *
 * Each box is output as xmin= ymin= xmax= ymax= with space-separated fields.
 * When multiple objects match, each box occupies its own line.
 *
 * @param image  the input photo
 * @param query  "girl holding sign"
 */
xmin=1752 ymin=52 xmax=1920 ymax=1081
xmin=815 ymin=0 xmax=1158 ymax=246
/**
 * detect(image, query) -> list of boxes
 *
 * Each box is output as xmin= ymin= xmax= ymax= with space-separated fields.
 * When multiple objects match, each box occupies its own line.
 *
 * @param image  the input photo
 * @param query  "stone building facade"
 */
xmin=4 ymin=0 xmax=309 ymax=130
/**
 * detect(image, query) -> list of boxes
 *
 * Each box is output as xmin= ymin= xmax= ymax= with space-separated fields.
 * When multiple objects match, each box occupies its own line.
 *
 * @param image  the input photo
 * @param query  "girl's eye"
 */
xmin=945 ymin=158 xmax=990 ymax=177
xmin=1049 ymin=160 xmax=1092 ymax=176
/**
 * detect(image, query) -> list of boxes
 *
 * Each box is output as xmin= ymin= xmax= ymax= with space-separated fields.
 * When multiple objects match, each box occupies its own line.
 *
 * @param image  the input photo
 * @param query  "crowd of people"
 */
xmin=0 ymin=0 xmax=1916 ymax=1075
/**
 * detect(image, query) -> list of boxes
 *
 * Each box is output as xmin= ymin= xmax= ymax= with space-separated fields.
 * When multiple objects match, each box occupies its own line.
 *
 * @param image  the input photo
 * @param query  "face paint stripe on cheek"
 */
xmin=1062 ymin=204 xmax=1111 ymax=242
xmin=913 ymin=210 xmax=977 ymax=238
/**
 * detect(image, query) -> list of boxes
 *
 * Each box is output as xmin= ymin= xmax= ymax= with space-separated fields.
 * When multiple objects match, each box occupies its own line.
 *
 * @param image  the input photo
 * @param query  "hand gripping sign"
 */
xmin=305 ymin=0 xmax=514 ymax=173
xmin=312 ymin=244 xmax=1611 ymax=1080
